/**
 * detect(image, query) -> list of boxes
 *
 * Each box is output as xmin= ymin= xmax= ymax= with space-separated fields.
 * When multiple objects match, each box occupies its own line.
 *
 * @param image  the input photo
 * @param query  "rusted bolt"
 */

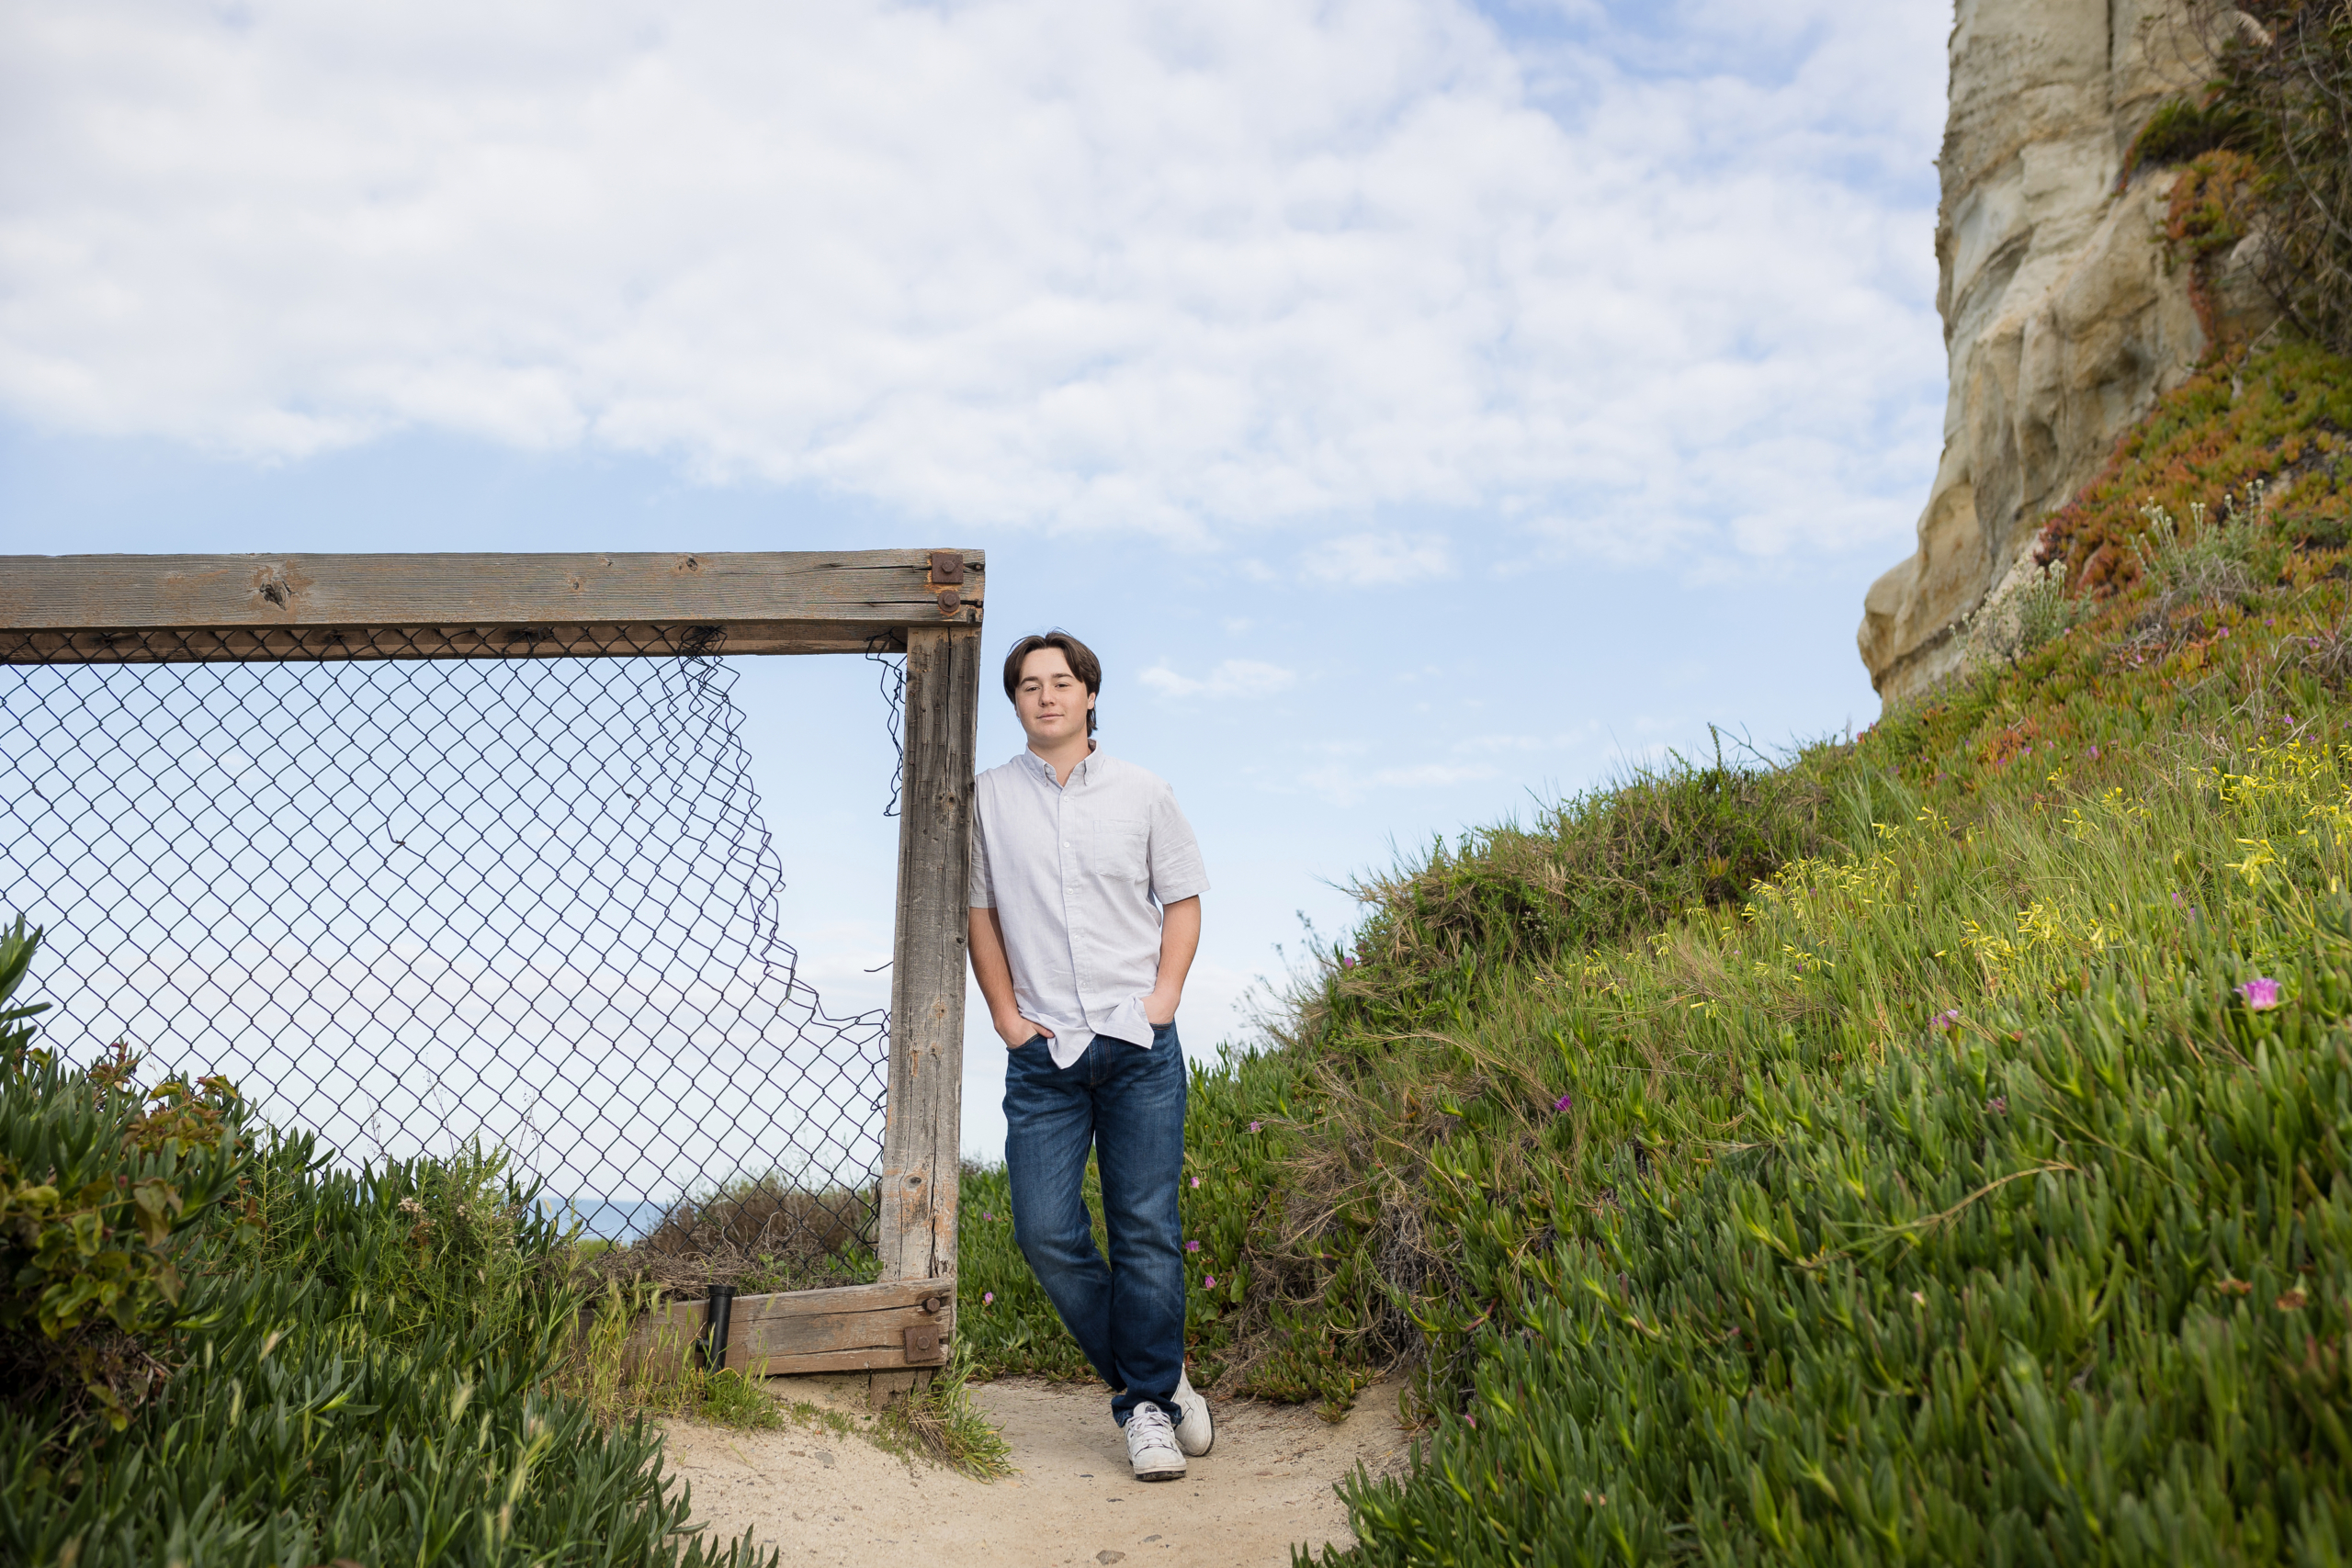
xmin=936 ymin=588 xmax=962 ymax=616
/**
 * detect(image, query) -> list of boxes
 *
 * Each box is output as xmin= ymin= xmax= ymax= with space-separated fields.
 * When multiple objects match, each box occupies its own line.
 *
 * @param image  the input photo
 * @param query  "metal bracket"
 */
xmin=902 ymin=1323 xmax=944 ymax=1362
xmin=927 ymin=551 xmax=967 ymax=618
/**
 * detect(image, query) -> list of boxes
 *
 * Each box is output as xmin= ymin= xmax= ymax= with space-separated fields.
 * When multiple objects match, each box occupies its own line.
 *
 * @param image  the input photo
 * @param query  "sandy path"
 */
xmin=662 ymin=1374 xmax=1418 ymax=1567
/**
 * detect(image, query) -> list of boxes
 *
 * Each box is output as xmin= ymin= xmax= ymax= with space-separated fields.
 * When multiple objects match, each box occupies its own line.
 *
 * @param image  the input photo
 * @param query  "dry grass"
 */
xmin=596 ymin=1179 xmax=879 ymax=1297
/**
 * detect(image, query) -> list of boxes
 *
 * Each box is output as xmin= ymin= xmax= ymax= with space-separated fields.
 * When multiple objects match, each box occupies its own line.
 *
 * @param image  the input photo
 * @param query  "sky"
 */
xmin=0 ymin=0 xmax=1951 ymax=1167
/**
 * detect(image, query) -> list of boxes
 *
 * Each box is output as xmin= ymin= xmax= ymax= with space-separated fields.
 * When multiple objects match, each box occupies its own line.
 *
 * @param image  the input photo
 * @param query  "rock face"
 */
xmin=1860 ymin=0 xmax=2218 ymax=704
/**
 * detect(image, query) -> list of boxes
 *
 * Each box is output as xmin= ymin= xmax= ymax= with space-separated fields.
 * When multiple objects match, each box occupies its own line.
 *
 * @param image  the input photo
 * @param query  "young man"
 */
xmin=967 ymin=630 xmax=1214 ymax=1483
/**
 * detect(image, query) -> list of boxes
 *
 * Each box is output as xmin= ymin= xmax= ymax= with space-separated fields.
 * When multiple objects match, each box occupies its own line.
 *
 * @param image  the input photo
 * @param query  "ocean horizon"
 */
xmin=537 ymin=1196 xmax=672 ymax=1242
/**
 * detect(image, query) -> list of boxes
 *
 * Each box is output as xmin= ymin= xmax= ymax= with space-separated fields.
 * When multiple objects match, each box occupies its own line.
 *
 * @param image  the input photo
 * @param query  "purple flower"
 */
xmin=1341 ymin=955 xmax=1357 ymax=968
xmin=982 ymin=1211 xmax=995 ymax=1222
xmin=1249 ymin=1121 xmax=1261 ymax=1134
xmin=1204 ymin=1275 xmax=1216 ymax=1289
xmin=1930 ymin=1009 xmax=1962 ymax=1032
xmin=2087 ymin=745 xmax=2100 ymax=761
xmin=1186 ymin=1240 xmax=1201 ymax=1252
xmin=2238 ymin=976 xmax=2282 ymax=1010
xmin=982 ymin=1291 xmax=995 ymax=1305
xmin=1552 ymin=1092 xmax=1574 ymax=1113
xmin=1190 ymin=1176 xmax=1201 ymax=1189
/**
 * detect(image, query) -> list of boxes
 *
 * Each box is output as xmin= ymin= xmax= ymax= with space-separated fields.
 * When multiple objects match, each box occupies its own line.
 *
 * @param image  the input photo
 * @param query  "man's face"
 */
xmin=1014 ymin=648 xmax=1094 ymax=747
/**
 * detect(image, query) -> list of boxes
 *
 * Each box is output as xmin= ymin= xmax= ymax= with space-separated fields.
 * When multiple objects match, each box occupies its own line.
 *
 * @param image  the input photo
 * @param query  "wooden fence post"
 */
xmin=872 ymin=622 xmax=981 ymax=1404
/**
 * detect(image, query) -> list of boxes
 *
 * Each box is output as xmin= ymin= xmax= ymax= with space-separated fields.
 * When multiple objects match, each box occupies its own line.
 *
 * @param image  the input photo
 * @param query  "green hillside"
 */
xmin=960 ymin=333 xmax=2352 ymax=1562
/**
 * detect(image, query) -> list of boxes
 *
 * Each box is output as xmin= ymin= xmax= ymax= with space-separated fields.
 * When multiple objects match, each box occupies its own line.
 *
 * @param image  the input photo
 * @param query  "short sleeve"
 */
xmin=968 ymin=814 xmax=996 ymax=908
xmin=1145 ymin=784 xmax=1209 ymax=905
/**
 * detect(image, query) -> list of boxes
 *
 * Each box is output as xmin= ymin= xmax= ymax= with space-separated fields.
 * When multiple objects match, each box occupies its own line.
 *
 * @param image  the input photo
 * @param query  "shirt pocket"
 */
xmin=1086 ymin=817 xmax=1149 ymax=884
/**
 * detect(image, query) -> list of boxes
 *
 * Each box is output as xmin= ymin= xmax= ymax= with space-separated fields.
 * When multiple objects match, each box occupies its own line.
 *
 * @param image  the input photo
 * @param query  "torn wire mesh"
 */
xmin=0 ymin=625 xmax=890 ymax=1260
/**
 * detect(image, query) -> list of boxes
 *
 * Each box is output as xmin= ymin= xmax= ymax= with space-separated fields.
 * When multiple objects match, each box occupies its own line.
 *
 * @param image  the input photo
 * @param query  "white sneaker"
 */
xmin=1125 ymin=1404 xmax=1187 ymax=1483
xmin=1172 ymin=1371 xmax=1215 ymax=1456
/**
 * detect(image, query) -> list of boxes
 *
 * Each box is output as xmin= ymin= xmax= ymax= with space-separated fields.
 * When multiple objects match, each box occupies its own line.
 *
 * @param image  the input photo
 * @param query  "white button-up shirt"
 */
xmin=968 ymin=746 xmax=1209 ymax=1069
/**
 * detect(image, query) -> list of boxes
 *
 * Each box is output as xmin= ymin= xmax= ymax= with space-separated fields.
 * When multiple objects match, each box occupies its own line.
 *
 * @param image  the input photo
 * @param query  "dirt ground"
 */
xmin=661 ymin=1373 xmax=1419 ymax=1568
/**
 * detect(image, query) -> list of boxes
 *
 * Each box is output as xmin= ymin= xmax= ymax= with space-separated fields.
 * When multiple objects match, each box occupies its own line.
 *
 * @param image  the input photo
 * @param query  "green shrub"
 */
xmin=2211 ymin=3 xmax=2352 ymax=354
xmin=2130 ymin=496 xmax=2262 ymax=615
xmin=0 ymin=921 xmax=774 ymax=1567
xmin=0 ymin=919 xmax=255 ymax=1429
xmin=1959 ymin=560 xmax=2089 ymax=671
xmin=2122 ymin=94 xmax=2257 ymax=182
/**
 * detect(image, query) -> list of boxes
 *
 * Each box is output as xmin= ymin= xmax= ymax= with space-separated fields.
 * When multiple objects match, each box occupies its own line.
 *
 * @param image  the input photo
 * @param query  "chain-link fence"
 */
xmin=0 ymin=626 xmax=901 ymax=1264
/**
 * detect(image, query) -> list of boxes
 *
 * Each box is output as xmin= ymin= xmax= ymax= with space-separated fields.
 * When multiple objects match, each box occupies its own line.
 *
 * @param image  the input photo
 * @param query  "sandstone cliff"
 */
xmin=1859 ymin=0 xmax=2263 ymax=705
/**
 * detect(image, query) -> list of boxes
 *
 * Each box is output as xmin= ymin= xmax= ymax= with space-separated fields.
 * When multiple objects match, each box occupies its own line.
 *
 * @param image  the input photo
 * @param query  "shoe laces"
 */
xmin=1128 ymin=1404 xmax=1176 ymax=1443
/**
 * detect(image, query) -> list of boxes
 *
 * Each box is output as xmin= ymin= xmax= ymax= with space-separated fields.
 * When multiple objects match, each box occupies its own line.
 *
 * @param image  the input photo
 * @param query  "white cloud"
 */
xmin=1454 ymin=729 xmax=1597 ymax=754
xmin=0 ymin=0 xmax=1944 ymax=562
xmin=1297 ymin=759 xmax=1497 ymax=806
xmin=1140 ymin=659 xmax=1299 ymax=699
xmin=1300 ymin=531 xmax=1456 ymax=587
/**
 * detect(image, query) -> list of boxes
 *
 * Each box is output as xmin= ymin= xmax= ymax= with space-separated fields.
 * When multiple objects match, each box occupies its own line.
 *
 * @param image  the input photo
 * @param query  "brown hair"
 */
xmin=1002 ymin=631 xmax=1102 ymax=736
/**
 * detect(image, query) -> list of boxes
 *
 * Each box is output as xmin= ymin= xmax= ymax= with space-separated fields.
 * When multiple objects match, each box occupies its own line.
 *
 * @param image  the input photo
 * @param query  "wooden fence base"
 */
xmin=624 ymin=1277 xmax=956 ymax=1379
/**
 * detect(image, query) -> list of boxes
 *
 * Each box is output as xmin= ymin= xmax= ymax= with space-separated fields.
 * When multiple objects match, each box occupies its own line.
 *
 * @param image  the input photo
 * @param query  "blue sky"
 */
xmin=0 ymin=0 xmax=1949 ymax=1162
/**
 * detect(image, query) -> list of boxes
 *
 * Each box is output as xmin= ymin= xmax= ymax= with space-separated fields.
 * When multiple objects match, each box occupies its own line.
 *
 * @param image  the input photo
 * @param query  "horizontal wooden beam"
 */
xmin=625 ymin=1276 xmax=956 ymax=1379
xmin=0 ymin=548 xmax=982 ymax=661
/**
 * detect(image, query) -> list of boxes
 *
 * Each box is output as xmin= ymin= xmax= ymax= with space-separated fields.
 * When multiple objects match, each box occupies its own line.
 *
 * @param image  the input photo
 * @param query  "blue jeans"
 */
xmin=1002 ymin=1024 xmax=1187 ymax=1426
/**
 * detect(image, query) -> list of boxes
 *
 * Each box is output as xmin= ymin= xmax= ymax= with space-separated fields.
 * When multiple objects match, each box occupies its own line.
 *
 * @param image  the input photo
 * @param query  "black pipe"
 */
xmin=698 ymin=1284 xmax=737 ymax=1373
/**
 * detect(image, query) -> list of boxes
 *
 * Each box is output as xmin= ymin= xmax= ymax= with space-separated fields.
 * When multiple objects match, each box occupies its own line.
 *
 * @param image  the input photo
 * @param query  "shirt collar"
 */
xmin=1016 ymin=742 xmax=1102 ymax=784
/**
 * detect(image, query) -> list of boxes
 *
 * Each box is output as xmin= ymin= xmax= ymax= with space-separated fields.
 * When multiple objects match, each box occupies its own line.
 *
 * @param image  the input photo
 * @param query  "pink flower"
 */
xmin=1190 ymin=1177 xmax=1200 ymax=1188
xmin=982 ymin=1292 xmax=995 ymax=1305
xmin=1552 ymin=1092 xmax=1573 ymax=1113
xmin=1204 ymin=1275 xmax=1216 ymax=1288
xmin=2088 ymin=745 xmax=2100 ymax=760
xmin=982 ymin=1211 xmax=995 ymax=1222
xmin=2238 ymin=976 xmax=2282 ymax=1010
xmin=1930 ymin=1009 xmax=1962 ymax=1032
xmin=1249 ymin=1121 xmax=1261 ymax=1134
xmin=1186 ymin=1240 xmax=1201 ymax=1252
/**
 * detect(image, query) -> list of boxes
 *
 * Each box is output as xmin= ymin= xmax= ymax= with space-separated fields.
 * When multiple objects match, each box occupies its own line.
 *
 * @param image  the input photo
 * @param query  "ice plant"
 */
xmin=1204 ymin=1275 xmax=1216 ymax=1289
xmin=1190 ymin=1177 xmax=1200 ymax=1188
xmin=1249 ymin=1121 xmax=1261 ymax=1133
xmin=1552 ymin=1092 xmax=1573 ymax=1113
xmin=982 ymin=1292 xmax=994 ymax=1305
xmin=1186 ymin=1240 xmax=1201 ymax=1252
xmin=1930 ymin=1009 xmax=1962 ymax=1032
xmin=2238 ymin=976 xmax=2282 ymax=1010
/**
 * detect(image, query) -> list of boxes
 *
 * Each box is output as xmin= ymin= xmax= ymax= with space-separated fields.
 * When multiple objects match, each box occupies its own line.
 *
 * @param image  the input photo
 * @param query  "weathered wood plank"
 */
xmin=624 ymin=1277 xmax=956 ymax=1378
xmin=872 ymin=624 xmax=981 ymax=1401
xmin=0 ymin=549 xmax=982 ymax=660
